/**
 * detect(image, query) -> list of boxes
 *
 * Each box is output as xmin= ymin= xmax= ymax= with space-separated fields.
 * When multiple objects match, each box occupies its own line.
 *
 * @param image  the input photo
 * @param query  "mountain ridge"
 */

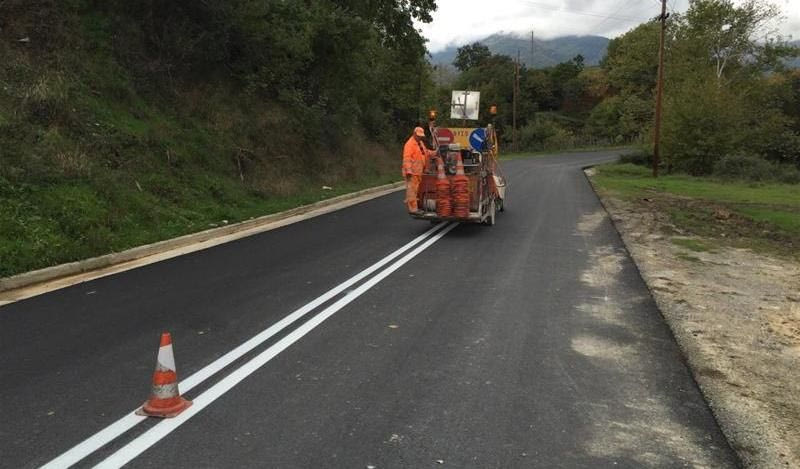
xmin=430 ymin=33 xmax=610 ymax=68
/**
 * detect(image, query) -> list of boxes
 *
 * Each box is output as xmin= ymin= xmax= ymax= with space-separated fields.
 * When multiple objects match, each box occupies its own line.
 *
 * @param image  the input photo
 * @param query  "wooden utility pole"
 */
xmin=513 ymin=50 xmax=520 ymax=152
xmin=530 ymin=31 xmax=535 ymax=67
xmin=417 ymin=61 xmax=423 ymax=124
xmin=653 ymin=0 xmax=667 ymax=178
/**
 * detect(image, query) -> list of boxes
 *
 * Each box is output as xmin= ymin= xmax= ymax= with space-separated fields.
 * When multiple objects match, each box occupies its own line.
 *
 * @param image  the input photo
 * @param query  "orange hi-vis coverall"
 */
xmin=402 ymin=136 xmax=435 ymax=212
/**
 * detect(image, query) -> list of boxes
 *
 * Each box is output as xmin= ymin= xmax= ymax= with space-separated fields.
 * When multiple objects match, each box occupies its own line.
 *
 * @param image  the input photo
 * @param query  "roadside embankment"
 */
xmin=1 ymin=3 xmax=412 ymax=279
xmin=587 ymin=164 xmax=800 ymax=468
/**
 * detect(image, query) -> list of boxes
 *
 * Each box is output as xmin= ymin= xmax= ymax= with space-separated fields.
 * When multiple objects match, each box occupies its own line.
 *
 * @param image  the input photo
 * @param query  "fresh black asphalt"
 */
xmin=0 ymin=151 xmax=738 ymax=468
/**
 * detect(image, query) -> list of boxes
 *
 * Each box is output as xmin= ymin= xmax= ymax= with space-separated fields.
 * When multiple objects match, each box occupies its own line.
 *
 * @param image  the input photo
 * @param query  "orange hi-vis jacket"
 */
xmin=402 ymin=136 xmax=434 ymax=176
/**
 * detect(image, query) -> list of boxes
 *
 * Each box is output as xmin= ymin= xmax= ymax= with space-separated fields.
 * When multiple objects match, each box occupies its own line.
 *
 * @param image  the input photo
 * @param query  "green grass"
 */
xmin=0 ymin=172 xmax=399 ymax=277
xmin=592 ymin=163 xmax=800 ymax=207
xmin=591 ymin=163 xmax=800 ymax=258
xmin=735 ymin=207 xmax=800 ymax=233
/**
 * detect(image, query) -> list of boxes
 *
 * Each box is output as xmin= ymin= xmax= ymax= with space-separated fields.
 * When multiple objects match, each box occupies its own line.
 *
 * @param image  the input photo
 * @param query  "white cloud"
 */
xmin=419 ymin=0 xmax=800 ymax=53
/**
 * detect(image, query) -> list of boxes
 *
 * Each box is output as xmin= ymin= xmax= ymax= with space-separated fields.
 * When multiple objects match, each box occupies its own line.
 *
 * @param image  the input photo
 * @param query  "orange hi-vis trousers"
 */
xmin=405 ymin=174 xmax=421 ymax=212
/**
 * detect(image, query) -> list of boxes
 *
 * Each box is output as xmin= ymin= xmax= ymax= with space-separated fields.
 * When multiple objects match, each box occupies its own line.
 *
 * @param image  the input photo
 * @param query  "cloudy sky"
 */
xmin=418 ymin=0 xmax=800 ymax=52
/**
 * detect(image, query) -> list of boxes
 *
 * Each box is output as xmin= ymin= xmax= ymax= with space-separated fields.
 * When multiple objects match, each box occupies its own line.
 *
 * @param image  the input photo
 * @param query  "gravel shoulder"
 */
xmin=587 ymin=168 xmax=800 ymax=468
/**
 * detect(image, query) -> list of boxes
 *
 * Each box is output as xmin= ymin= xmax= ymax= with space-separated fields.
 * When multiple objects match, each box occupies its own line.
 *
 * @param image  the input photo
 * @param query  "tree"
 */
xmin=660 ymin=0 xmax=799 ymax=173
xmin=678 ymin=0 xmax=784 ymax=81
xmin=602 ymin=22 xmax=661 ymax=97
xmin=454 ymin=43 xmax=492 ymax=72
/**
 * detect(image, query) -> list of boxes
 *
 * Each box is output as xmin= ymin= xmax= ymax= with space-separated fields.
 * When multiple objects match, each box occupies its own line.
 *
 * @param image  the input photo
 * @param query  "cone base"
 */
xmin=136 ymin=397 xmax=192 ymax=418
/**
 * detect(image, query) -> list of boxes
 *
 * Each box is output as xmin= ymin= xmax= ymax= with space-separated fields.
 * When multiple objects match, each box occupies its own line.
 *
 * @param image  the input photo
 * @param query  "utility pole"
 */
xmin=513 ymin=50 xmax=520 ymax=152
xmin=653 ymin=0 xmax=668 ymax=178
xmin=417 ymin=61 xmax=423 ymax=124
xmin=530 ymin=31 xmax=535 ymax=68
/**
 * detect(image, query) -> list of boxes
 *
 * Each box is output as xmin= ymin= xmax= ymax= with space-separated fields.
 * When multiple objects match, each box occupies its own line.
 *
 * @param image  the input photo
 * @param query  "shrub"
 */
xmin=712 ymin=154 xmax=800 ymax=183
xmin=777 ymin=165 xmax=800 ymax=184
xmin=519 ymin=119 xmax=575 ymax=151
xmin=619 ymin=147 xmax=652 ymax=166
xmin=713 ymin=154 xmax=775 ymax=181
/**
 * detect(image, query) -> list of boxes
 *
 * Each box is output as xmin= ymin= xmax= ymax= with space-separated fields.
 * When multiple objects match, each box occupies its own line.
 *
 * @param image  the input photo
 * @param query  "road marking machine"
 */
xmin=410 ymin=91 xmax=507 ymax=226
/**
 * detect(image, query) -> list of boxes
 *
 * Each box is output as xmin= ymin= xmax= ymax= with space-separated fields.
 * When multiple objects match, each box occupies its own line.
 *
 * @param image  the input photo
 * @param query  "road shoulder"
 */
xmin=586 ymin=168 xmax=800 ymax=468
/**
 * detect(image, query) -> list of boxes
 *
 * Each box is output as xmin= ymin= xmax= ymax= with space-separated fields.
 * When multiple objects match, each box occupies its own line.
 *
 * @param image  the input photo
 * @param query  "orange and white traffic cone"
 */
xmin=435 ymin=157 xmax=452 ymax=217
xmin=452 ymin=154 xmax=470 ymax=218
xmin=136 ymin=332 xmax=192 ymax=418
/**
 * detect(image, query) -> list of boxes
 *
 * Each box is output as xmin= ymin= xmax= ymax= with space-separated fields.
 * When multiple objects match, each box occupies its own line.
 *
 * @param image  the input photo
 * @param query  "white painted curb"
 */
xmin=0 ymin=181 xmax=404 ymax=294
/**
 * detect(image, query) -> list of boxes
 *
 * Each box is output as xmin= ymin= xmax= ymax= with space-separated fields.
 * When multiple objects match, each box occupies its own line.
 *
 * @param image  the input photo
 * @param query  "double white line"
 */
xmin=42 ymin=221 xmax=457 ymax=468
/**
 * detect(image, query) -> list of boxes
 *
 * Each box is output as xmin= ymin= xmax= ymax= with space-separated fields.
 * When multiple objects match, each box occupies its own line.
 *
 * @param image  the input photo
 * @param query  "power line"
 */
xmin=590 ymin=0 xmax=640 ymax=32
xmin=515 ymin=0 xmax=650 ymax=22
xmin=588 ymin=0 xmax=649 ymax=35
xmin=668 ymin=0 xmax=680 ymax=15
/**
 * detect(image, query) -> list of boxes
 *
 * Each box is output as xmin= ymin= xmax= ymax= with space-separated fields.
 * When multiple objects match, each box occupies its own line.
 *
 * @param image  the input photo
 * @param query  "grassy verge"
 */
xmin=0 ymin=175 xmax=399 ymax=278
xmin=591 ymin=163 xmax=800 ymax=259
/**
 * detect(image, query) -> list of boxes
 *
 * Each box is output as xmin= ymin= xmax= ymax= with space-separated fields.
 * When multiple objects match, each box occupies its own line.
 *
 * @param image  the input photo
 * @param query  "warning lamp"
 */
xmin=489 ymin=105 xmax=498 ymax=116
xmin=428 ymin=109 xmax=437 ymax=121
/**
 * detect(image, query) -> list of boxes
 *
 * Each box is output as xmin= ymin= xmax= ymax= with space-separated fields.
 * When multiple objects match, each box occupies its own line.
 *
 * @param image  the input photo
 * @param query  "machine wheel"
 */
xmin=485 ymin=199 xmax=496 ymax=226
xmin=498 ymin=198 xmax=504 ymax=212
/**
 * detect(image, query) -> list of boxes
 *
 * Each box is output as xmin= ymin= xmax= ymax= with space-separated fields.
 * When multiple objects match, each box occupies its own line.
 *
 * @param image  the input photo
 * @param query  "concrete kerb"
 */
xmin=0 ymin=181 xmax=404 ymax=294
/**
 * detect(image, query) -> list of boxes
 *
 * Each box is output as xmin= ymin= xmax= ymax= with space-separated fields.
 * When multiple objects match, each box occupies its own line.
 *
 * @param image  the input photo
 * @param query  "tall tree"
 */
xmin=676 ymin=0 xmax=789 ymax=82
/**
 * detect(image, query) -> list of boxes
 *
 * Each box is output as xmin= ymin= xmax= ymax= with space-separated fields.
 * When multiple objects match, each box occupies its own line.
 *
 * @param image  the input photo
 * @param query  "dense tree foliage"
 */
xmin=663 ymin=0 xmax=798 ymax=174
xmin=84 ymin=0 xmax=437 ymax=142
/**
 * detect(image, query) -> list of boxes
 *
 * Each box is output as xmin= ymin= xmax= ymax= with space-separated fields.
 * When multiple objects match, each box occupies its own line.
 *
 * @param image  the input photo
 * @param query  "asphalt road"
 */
xmin=0 ymin=151 xmax=738 ymax=468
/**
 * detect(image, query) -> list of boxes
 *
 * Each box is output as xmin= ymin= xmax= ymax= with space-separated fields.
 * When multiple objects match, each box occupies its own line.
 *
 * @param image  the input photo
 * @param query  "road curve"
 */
xmin=0 ymin=151 xmax=738 ymax=468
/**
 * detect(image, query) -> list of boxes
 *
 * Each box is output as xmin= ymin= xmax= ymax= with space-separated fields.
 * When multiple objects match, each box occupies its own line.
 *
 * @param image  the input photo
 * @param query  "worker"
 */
xmin=402 ymin=126 xmax=436 ymax=214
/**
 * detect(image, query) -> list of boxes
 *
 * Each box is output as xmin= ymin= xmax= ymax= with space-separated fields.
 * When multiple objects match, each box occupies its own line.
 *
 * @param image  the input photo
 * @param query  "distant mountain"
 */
xmin=430 ymin=33 xmax=610 ymax=68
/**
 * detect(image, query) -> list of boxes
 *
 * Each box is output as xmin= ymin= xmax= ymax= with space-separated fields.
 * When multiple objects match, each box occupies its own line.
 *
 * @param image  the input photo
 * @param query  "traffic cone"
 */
xmin=136 ymin=332 xmax=192 ymax=418
xmin=451 ymin=154 xmax=470 ymax=218
xmin=435 ymin=157 xmax=452 ymax=217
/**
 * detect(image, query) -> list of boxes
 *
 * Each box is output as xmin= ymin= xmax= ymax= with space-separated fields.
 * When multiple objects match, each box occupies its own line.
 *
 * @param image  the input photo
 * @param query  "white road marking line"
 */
xmin=94 ymin=222 xmax=458 ymax=469
xmin=40 ymin=222 xmax=449 ymax=469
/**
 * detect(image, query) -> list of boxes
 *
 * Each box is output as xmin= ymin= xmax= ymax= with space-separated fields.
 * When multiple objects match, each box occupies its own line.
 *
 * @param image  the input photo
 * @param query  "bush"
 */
xmin=777 ymin=166 xmax=800 ymax=184
xmin=519 ymin=119 xmax=574 ymax=151
xmin=713 ymin=154 xmax=800 ymax=184
xmin=619 ymin=147 xmax=652 ymax=166
xmin=713 ymin=154 xmax=775 ymax=181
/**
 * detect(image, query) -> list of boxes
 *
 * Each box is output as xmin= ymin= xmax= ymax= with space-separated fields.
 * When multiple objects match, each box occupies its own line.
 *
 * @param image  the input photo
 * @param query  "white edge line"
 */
xmin=39 ymin=222 xmax=449 ymax=469
xmin=94 ymin=222 xmax=458 ymax=468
